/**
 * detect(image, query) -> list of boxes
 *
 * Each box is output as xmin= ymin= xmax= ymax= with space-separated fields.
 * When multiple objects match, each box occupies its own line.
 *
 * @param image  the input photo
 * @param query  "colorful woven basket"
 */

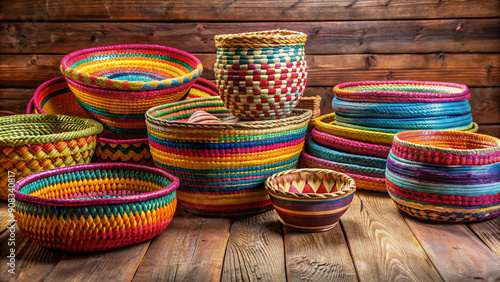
xmin=265 ymin=168 xmax=356 ymax=232
xmin=60 ymin=44 xmax=203 ymax=90
xmin=214 ymin=30 xmax=307 ymax=120
xmin=333 ymin=80 xmax=470 ymax=103
xmin=301 ymin=151 xmax=386 ymax=192
xmin=146 ymin=96 xmax=312 ymax=216
xmin=13 ymin=163 xmax=178 ymax=251
xmin=95 ymin=137 xmax=152 ymax=165
xmin=387 ymin=130 xmax=500 ymax=222
xmin=0 ymin=114 xmax=103 ymax=201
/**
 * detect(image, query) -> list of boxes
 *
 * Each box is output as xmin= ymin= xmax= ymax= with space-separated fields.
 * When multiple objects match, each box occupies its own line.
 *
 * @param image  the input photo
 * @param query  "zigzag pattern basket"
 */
xmin=265 ymin=168 xmax=356 ymax=232
xmin=386 ymin=130 xmax=500 ymax=222
xmin=13 ymin=163 xmax=178 ymax=251
xmin=0 ymin=114 xmax=103 ymax=201
xmin=146 ymin=96 xmax=312 ymax=216
xmin=95 ymin=137 xmax=152 ymax=165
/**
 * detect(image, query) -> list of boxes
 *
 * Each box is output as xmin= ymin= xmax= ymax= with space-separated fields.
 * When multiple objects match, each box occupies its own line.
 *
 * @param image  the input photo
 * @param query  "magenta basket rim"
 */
xmin=13 ymin=163 xmax=179 ymax=207
xmin=60 ymin=44 xmax=203 ymax=90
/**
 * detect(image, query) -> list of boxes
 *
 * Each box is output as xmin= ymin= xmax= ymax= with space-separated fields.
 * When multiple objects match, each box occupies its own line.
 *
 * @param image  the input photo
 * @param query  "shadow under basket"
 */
xmin=13 ymin=163 xmax=179 ymax=252
xmin=265 ymin=168 xmax=356 ymax=232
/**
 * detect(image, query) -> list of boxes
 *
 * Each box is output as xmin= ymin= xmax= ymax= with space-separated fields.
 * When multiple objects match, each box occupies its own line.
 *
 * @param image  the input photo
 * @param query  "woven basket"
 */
xmin=302 ymin=151 xmax=386 ymax=192
xmin=264 ymin=168 xmax=356 ymax=232
xmin=13 ymin=163 xmax=178 ymax=251
xmin=61 ymin=44 xmax=203 ymax=90
xmin=0 ymin=114 xmax=103 ymax=201
xmin=333 ymin=80 xmax=470 ymax=103
xmin=387 ymin=130 xmax=500 ymax=222
xmin=315 ymin=113 xmax=479 ymax=146
xmin=146 ymin=96 xmax=312 ymax=216
xmin=95 ymin=137 xmax=152 ymax=165
xmin=214 ymin=29 xmax=307 ymax=48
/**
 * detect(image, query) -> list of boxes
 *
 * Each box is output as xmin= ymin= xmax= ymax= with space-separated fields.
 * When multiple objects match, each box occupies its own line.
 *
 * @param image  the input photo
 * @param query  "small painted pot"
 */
xmin=265 ymin=168 xmax=356 ymax=232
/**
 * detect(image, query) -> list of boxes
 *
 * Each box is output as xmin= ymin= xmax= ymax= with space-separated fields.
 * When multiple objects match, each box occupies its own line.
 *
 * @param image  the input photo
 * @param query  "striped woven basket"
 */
xmin=186 ymin=78 xmax=219 ymax=99
xmin=265 ymin=168 xmax=356 ymax=232
xmin=13 ymin=163 xmax=178 ymax=251
xmin=387 ymin=130 xmax=500 ymax=222
xmin=0 ymin=114 xmax=103 ymax=201
xmin=146 ymin=96 xmax=312 ymax=216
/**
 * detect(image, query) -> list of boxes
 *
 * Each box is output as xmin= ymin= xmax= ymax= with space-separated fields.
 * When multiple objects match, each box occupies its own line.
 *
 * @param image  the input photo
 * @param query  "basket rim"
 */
xmin=394 ymin=130 xmax=500 ymax=155
xmin=215 ymin=29 xmax=307 ymax=48
xmin=264 ymin=168 xmax=356 ymax=199
xmin=60 ymin=44 xmax=203 ymax=90
xmin=33 ymin=76 xmax=66 ymax=114
xmin=146 ymin=96 xmax=312 ymax=129
xmin=13 ymin=163 xmax=179 ymax=207
xmin=97 ymin=136 xmax=149 ymax=144
xmin=0 ymin=114 xmax=103 ymax=146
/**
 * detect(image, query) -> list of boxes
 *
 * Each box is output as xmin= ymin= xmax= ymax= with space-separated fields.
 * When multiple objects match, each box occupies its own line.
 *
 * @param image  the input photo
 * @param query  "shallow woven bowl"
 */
xmin=60 ymin=44 xmax=203 ymax=91
xmin=0 ymin=114 xmax=103 ymax=201
xmin=146 ymin=96 xmax=312 ymax=216
xmin=387 ymin=130 xmax=500 ymax=222
xmin=265 ymin=168 xmax=356 ymax=232
xmin=13 ymin=163 xmax=178 ymax=251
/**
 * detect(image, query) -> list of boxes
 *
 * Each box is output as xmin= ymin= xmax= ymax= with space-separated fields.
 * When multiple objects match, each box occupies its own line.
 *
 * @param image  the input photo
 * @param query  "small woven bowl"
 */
xmin=60 ymin=44 xmax=203 ymax=90
xmin=387 ymin=131 xmax=500 ymax=222
xmin=265 ymin=168 xmax=356 ymax=232
xmin=13 ymin=163 xmax=178 ymax=251
xmin=0 ymin=114 xmax=103 ymax=201
xmin=95 ymin=137 xmax=152 ymax=165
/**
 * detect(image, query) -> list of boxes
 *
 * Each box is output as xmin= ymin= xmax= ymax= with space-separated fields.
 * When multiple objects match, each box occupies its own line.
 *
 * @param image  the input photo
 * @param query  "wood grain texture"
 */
xmin=284 ymin=224 xmax=357 ymax=281
xmin=222 ymin=210 xmax=286 ymax=282
xmin=405 ymin=215 xmax=500 ymax=281
xmin=44 ymin=240 xmax=151 ymax=282
xmin=468 ymin=219 xmax=500 ymax=256
xmin=477 ymin=125 xmax=500 ymax=138
xmin=341 ymin=191 xmax=442 ymax=282
xmin=1 ymin=53 xmax=498 ymax=88
xmin=0 ymin=227 xmax=64 ymax=281
xmin=0 ymin=0 xmax=498 ymax=21
xmin=133 ymin=211 xmax=230 ymax=282
xmin=2 ymin=19 xmax=499 ymax=54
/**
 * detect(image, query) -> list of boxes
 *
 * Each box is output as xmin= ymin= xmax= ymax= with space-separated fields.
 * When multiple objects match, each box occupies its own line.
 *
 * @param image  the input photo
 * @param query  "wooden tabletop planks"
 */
xmin=340 ymin=191 xmax=442 ymax=281
xmin=133 ymin=210 xmax=230 ymax=282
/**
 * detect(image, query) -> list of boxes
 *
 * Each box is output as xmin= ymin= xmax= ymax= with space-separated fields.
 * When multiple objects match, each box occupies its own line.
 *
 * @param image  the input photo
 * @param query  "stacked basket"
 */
xmin=386 ymin=130 xmax=500 ymax=222
xmin=214 ymin=30 xmax=308 ymax=120
xmin=303 ymin=80 xmax=479 ymax=192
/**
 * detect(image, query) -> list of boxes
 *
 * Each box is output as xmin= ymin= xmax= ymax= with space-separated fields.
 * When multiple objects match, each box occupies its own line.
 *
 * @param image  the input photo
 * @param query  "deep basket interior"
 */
xmin=271 ymin=172 xmax=352 ymax=194
xmin=401 ymin=133 xmax=500 ymax=150
xmin=18 ymin=169 xmax=171 ymax=200
xmin=343 ymin=84 xmax=463 ymax=94
xmin=0 ymin=120 xmax=93 ymax=138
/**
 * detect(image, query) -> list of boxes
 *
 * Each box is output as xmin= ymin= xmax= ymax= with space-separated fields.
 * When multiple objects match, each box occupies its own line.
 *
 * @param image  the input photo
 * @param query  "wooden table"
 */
xmin=1 ymin=190 xmax=499 ymax=281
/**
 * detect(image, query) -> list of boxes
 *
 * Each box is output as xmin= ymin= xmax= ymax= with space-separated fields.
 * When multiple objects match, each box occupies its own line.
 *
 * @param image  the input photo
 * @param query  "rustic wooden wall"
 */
xmin=1 ymin=0 xmax=499 ymax=136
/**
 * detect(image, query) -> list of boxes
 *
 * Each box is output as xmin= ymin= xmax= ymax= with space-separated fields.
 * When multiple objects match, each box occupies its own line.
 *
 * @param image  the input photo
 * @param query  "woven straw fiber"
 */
xmin=215 ymin=30 xmax=307 ymax=48
xmin=0 ymin=114 xmax=103 ymax=201
xmin=95 ymin=137 xmax=153 ymax=165
xmin=386 ymin=130 xmax=500 ymax=222
xmin=264 ymin=168 xmax=356 ymax=232
xmin=146 ymin=96 xmax=312 ymax=216
xmin=61 ymin=44 xmax=203 ymax=91
xmin=186 ymin=78 xmax=219 ymax=99
xmin=13 ymin=163 xmax=178 ymax=251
